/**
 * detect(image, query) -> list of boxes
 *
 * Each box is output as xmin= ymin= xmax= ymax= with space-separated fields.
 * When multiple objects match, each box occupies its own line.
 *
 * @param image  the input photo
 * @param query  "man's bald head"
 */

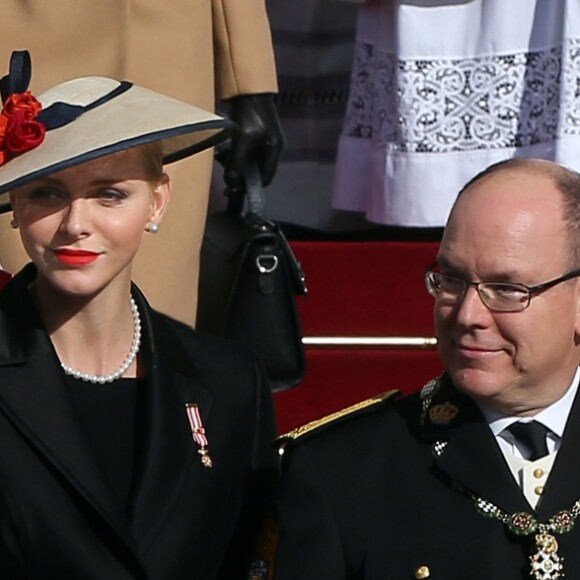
xmin=450 ymin=158 xmax=580 ymax=268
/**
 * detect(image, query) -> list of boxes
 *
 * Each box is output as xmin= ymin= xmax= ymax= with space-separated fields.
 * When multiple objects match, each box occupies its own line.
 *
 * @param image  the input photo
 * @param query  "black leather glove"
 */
xmin=220 ymin=93 xmax=284 ymax=196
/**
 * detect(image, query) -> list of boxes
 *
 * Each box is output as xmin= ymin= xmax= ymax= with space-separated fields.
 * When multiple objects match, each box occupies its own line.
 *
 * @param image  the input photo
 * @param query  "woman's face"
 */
xmin=9 ymin=148 xmax=170 ymax=297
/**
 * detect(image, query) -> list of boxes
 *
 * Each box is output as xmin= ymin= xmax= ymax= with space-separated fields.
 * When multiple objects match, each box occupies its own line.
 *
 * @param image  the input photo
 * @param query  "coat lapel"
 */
xmin=129 ymin=291 xmax=214 ymax=548
xmin=0 ymin=355 xmax=135 ymax=543
xmin=537 ymin=386 xmax=580 ymax=520
xmin=435 ymin=417 xmax=531 ymax=514
xmin=422 ymin=376 xmax=530 ymax=515
xmin=0 ymin=266 xmax=141 ymax=565
xmin=425 ymin=375 xmax=580 ymax=521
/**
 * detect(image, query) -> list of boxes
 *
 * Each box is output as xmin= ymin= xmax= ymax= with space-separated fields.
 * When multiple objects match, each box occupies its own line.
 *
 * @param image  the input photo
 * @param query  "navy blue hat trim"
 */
xmin=0 ymin=118 xmax=233 ymax=214
xmin=0 ymin=118 xmax=236 ymax=199
xmin=37 ymin=81 xmax=133 ymax=130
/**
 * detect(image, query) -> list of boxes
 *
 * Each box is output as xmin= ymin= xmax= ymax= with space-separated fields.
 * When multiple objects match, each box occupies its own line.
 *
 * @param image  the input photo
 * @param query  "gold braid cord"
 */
xmin=277 ymin=390 xmax=399 ymax=445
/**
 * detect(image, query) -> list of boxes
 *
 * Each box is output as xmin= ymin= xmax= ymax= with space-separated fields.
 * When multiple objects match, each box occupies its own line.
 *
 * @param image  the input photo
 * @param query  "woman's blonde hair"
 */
xmin=139 ymin=142 xmax=165 ymax=183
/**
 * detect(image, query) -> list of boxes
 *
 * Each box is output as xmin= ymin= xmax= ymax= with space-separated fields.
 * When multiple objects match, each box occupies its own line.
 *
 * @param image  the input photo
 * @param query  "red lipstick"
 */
xmin=53 ymin=249 xmax=99 ymax=266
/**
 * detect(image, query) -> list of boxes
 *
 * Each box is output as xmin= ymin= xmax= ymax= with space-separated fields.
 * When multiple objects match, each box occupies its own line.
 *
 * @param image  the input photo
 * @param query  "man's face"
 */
xmin=435 ymin=169 xmax=580 ymax=416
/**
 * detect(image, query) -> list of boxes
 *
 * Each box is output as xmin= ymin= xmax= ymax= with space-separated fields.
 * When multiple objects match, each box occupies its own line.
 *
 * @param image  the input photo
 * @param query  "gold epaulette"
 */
xmin=277 ymin=389 xmax=399 ymax=447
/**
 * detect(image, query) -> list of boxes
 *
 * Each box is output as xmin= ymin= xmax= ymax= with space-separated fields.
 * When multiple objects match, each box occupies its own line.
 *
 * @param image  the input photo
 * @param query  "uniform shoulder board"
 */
xmin=277 ymin=389 xmax=399 ymax=449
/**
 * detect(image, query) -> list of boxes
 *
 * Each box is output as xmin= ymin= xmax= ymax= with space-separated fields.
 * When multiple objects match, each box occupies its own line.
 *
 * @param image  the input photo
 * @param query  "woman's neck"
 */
xmin=30 ymin=278 xmax=141 ymax=380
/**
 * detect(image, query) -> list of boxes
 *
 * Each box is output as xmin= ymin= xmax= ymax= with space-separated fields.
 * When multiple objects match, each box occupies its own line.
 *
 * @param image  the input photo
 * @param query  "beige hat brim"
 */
xmin=0 ymin=76 xmax=235 ymax=211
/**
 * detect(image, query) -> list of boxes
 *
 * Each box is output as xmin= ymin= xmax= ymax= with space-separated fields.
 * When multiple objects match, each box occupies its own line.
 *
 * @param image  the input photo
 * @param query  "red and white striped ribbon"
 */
xmin=185 ymin=403 xmax=212 ymax=468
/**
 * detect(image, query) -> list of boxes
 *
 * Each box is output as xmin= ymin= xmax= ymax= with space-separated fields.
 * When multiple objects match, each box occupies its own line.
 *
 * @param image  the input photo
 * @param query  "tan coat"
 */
xmin=0 ymin=0 xmax=277 ymax=325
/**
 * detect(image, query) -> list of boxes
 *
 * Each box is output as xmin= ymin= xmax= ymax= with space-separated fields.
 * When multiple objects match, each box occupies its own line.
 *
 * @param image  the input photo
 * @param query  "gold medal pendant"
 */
xmin=530 ymin=533 xmax=563 ymax=580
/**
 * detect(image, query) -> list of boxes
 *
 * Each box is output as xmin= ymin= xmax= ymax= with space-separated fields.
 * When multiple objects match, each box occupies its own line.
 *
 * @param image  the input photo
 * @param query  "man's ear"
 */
xmin=574 ymin=281 xmax=580 ymax=340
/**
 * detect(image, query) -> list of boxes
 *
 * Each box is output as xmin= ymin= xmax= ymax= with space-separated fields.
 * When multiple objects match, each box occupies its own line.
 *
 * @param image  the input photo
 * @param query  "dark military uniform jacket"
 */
xmin=0 ymin=265 xmax=278 ymax=579
xmin=274 ymin=374 xmax=580 ymax=579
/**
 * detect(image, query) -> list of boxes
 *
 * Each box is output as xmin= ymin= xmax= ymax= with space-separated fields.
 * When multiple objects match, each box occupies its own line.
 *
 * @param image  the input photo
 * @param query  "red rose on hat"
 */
xmin=0 ymin=117 xmax=8 ymax=166
xmin=2 ymin=92 xmax=42 ymax=118
xmin=5 ymin=110 xmax=45 ymax=156
xmin=0 ymin=91 xmax=45 ymax=165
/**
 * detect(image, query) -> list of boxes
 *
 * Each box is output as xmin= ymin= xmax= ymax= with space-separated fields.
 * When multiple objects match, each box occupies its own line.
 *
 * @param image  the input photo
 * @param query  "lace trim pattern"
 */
xmin=344 ymin=39 xmax=580 ymax=153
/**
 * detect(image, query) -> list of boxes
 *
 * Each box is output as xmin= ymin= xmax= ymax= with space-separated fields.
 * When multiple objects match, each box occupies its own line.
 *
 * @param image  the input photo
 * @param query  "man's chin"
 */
xmin=450 ymin=367 xmax=503 ymax=400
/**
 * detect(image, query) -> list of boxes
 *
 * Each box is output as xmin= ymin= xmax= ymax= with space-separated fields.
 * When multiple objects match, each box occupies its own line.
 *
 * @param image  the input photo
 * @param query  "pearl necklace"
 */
xmin=60 ymin=297 xmax=141 ymax=384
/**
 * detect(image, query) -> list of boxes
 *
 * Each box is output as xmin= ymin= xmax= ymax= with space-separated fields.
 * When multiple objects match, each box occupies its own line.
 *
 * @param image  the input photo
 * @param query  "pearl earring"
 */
xmin=10 ymin=217 xmax=18 ymax=229
xmin=147 ymin=223 xmax=160 ymax=234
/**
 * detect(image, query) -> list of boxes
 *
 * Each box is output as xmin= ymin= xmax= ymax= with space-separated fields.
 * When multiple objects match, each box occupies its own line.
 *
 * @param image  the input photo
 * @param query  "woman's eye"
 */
xmin=24 ymin=186 xmax=65 ymax=204
xmin=97 ymin=189 xmax=127 ymax=204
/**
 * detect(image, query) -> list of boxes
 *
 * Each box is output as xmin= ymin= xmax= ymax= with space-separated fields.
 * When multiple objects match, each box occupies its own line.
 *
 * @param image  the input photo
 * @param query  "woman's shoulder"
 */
xmin=150 ymin=308 xmax=262 ymax=366
xmin=150 ymin=309 xmax=271 ymax=405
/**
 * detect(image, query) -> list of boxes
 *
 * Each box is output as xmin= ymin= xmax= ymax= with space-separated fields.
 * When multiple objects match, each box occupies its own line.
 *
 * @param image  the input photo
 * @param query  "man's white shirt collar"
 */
xmin=481 ymin=366 xmax=580 ymax=455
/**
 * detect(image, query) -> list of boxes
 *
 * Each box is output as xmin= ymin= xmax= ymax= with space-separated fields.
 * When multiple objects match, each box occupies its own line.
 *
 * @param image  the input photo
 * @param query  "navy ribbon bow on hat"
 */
xmin=0 ymin=50 xmax=132 ymax=131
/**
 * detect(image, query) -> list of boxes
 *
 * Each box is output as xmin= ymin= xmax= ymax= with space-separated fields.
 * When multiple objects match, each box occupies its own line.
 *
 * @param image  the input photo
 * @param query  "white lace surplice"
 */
xmin=333 ymin=0 xmax=580 ymax=226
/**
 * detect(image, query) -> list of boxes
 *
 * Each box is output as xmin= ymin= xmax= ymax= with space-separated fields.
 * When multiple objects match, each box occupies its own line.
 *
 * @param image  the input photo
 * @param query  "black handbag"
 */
xmin=196 ymin=166 xmax=307 ymax=392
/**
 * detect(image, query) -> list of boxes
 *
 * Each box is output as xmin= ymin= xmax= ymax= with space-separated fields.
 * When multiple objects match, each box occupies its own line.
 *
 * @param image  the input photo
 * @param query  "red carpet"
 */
xmin=274 ymin=241 xmax=443 ymax=433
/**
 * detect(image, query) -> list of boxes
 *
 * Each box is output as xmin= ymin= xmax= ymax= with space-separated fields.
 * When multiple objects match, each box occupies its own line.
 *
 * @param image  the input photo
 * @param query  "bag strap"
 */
xmin=223 ymin=162 xmax=308 ymax=296
xmin=226 ymin=163 xmax=265 ymax=216
xmin=245 ymin=162 xmax=265 ymax=216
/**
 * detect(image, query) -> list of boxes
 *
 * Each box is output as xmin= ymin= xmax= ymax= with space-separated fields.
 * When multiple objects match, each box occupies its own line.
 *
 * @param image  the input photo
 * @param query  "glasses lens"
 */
xmin=425 ymin=271 xmax=441 ymax=296
xmin=478 ymin=283 xmax=529 ymax=312
xmin=426 ymin=272 xmax=466 ymax=301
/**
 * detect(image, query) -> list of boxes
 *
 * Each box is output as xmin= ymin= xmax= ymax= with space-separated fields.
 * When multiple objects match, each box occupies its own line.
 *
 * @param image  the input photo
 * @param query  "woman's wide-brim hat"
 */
xmin=0 ymin=51 xmax=236 ymax=213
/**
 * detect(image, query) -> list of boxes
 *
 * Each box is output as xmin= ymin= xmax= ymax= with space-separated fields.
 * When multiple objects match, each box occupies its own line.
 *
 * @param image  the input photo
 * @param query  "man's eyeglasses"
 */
xmin=424 ymin=268 xmax=580 ymax=313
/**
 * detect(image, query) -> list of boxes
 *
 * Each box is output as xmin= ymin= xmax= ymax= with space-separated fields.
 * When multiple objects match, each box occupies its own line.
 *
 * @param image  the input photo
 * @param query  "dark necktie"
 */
xmin=507 ymin=421 xmax=550 ymax=461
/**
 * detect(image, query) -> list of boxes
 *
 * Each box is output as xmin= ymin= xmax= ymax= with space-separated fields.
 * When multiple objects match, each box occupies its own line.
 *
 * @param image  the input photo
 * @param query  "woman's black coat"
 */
xmin=0 ymin=265 xmax=278 ymax=579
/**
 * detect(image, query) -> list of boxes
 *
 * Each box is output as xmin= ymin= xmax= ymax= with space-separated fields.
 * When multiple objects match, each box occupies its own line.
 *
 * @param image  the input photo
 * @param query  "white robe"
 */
xmin=333 ymin=0 xmax=580 ymax=226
